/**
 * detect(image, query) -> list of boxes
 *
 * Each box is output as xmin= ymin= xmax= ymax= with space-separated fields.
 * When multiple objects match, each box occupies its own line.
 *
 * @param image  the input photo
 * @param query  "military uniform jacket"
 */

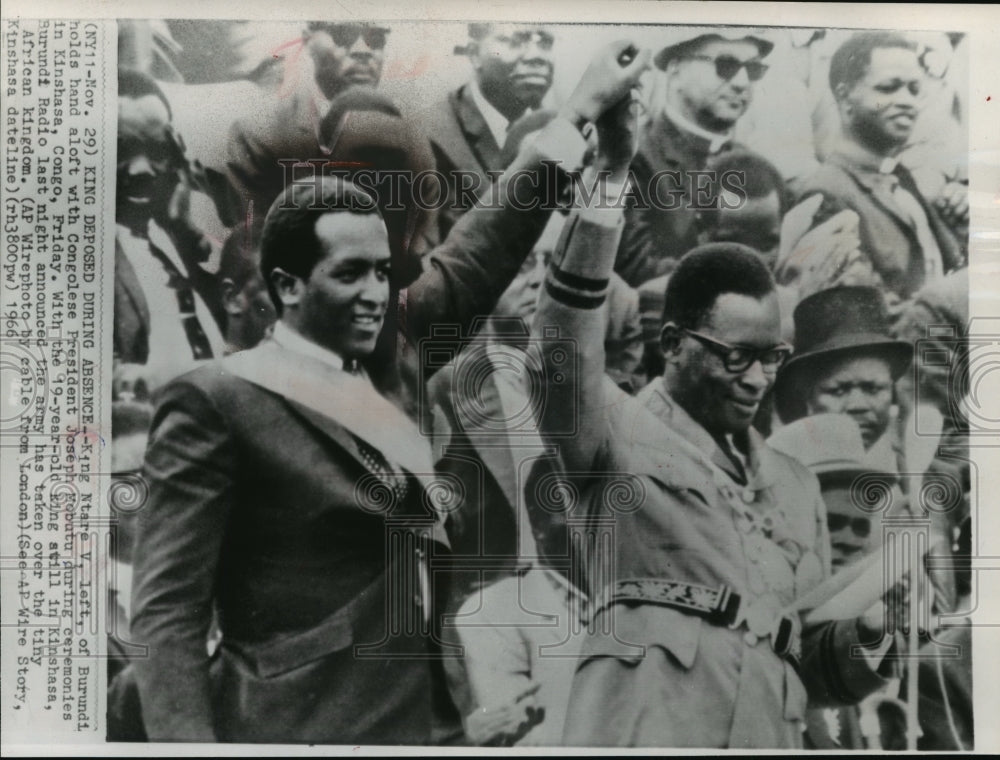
xmin=533 ymin=215 xmax=890 ymax=748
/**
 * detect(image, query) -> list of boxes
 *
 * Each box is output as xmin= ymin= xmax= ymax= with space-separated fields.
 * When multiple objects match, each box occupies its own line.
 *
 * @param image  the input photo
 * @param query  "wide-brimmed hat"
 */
xmin=774 ymin=286 xmax=913 ymax=422
xmin=768 ymin=413 xmax=887 ymax=484
xmin=654 ymin=26 xmax=774 ymax=71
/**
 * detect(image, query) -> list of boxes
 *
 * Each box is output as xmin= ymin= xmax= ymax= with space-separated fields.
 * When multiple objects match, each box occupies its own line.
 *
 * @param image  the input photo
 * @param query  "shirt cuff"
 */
xmin=577 ymin=203 xmax=625 ymax=229
xmin=532 ymin=117 xmax=589 ymax=173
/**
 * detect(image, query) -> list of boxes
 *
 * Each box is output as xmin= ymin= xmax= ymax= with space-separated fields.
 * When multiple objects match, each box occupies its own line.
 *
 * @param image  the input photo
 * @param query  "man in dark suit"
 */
xmin=615 ymin=28 xmax=773 ymax=287
xmin=425 ymin=23 xmax=556 ymax=237
xmin=114 ymin=69 xmax=226 ymax=393
xmin=791 ymin=32 xmax=964 ymax=299
xmin=129 ymin=41 xmax=649 ymax=744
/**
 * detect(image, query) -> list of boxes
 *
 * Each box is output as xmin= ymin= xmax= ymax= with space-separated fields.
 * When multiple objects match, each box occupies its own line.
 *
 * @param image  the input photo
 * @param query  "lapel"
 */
xmin=454 ymin=84 xmax=505 ymax=174
xmin=622 ymin=379 xmax=777 ymax=494
xmin=224 ymin=339 xmax=436 ymax=492
xmin=829 ymin=151 xmax=919 ymax=239
xmin=451 ymin=342 xmax=523 ymax=512
xmin=641 ymin=111 xmax=718 ymax=172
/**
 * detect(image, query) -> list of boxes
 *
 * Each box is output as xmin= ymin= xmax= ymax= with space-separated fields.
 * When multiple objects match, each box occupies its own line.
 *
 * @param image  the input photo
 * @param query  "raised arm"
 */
xmin=529 ymin=43 xmax=649 ymax=473
xmin=404 ymin=41 xmax=650 ymax=346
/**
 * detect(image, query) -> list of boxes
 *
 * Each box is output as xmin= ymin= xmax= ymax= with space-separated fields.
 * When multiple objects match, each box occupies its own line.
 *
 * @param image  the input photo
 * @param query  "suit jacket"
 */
xmin=113 ymin=228 xmax=226 ymax=366
xmin=615 ymin=111 xmax=738 ymax=288
xmin=131 ymin=116 xmax=589 ymax=743
xmin=132 ymin=340 xmax=448 ymax=744
xmin=792 ymin=148 xmax=965 ymax=299
xmin=534 ymin=213 xmax=889 ymax=748
xmin=425 ymin=84 xmax=507 ymax=239
xmin=427 ymin=338 xmax=568 ymax=601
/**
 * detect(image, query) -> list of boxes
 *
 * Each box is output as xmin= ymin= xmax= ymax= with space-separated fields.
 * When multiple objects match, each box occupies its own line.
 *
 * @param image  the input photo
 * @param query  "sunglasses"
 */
xmin=684 ymin=54 xmax=769 ymax=82
xmin=494 ymin=30 xmax=555 ymax=52
xmin=683 ymin=328 xmax=791 ymax=374
xmin=308 ymin=23 xmax=389 ymax=50
xmin=827 ymin=513 xmax=872 ymax=538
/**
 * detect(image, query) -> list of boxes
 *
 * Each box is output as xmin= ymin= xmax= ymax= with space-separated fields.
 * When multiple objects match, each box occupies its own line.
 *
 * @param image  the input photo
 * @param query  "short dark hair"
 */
xmin=219 ymin=218 xmax=265 ymax=290
xmin=118 ymin=67 xmax=172 ymax=119
xmin=662 ymin=243 xmax=775 ymax=329
xmin=259 ymin=177 xmax=382 ymax=315
xmin=700 ymin=149 xmax=788 ymax=225
xmin=828 ymin=32 xmax=916 ymax=97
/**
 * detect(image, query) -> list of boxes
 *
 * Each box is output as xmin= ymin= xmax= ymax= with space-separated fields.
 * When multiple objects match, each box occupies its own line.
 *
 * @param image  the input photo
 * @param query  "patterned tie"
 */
xmin=146 ymin=239 xmax=215 ymax=361
xmin=352 ymin=433 xmax=410 ymax=504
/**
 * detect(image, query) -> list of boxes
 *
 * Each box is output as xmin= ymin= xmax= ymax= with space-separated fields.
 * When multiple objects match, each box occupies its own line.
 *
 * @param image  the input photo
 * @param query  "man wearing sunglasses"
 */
xmin=305 ymin=21 xmax=389 ymax=98
xmin=533 ymin=223 xmax=894 ymax=744
xmin=791 ymin=32 xmax=964 ymax=300
xmin=425 ymin=23 xmax=557 ymax=238
xmin=615 ymin=28 xmax=774 ymax=288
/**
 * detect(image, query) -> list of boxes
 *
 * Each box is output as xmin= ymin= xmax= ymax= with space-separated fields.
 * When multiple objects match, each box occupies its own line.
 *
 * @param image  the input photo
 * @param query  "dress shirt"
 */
xmin=468 ymin=79 xmax=512 ymax=150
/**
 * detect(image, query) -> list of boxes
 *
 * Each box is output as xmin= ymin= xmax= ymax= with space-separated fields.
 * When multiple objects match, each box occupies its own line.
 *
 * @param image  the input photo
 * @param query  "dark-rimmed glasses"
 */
xmin=683 ymin=328 xmax=791 ymax=374
xmin=683 ymin=54 xmax=769 ymax=82
xmin=308 ymin=23 xmax=389 ymax=51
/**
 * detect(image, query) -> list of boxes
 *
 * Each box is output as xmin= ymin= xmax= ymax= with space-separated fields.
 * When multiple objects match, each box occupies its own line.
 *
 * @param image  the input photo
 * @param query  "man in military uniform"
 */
xmin=530 ymin=85 xmax=897 ymax=745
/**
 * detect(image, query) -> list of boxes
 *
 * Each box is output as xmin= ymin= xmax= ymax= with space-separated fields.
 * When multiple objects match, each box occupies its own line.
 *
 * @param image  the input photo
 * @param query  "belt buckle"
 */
xmin=741 ymin=593 xmax=781 ymax=647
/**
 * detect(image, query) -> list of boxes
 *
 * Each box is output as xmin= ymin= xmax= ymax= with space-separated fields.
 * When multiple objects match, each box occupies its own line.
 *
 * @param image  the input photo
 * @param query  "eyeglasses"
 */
xmin=683 ymin=328 xmax=791 ymax=374
xmin=308 ymin=23 xmax=389 ymax=51
xmin=494 ymin=30 xmax=555 ymax=52
xmin=684 ymin=54 xmax=769 ymax=82
xmin=827 ymin=513 xmax=871 ymax=538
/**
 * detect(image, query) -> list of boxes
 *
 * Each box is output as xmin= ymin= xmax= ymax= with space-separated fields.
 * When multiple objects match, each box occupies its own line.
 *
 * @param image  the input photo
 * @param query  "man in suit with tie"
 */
xmin=129 ymin=41 xmax=650 ymax=744
xmin=425 ymin=23 xmax=556 ymax=237
xmin=114 ymin=68 xmax=227 ymax=393
xmin=791 ymin=32 xmax=965 ymax=300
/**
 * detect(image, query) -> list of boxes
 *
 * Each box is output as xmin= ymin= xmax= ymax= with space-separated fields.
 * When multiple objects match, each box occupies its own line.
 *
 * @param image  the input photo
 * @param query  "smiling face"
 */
xmin=839 ymin=46 xmax=925 ymax=154
xmin=279 ymin=212 xmax=391 ymax=361
xmin=471 ymin=25 xmax=555 ymax=121
xmin=667 ymin=38 xmax=762 ymax=133
xmin=668 ymin=291 xmax=782 ymax=437
xmin=116 ymin=94 xmax=178 ymax=231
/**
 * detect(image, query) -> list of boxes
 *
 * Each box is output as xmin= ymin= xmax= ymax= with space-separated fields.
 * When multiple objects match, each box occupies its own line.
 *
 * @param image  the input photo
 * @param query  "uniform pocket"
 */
xmin=226 ymin=610 xmax=355 ymax=679
xmin=583 ymin=604 xmax=703 ymax=669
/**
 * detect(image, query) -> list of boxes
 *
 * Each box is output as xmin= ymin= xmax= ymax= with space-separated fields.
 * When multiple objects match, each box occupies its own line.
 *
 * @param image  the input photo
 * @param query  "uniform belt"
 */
xmin=591 ymin=578 xmax=801 ymax=666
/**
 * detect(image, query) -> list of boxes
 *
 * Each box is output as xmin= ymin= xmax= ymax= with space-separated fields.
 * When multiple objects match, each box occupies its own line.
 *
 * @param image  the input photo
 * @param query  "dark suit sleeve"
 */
xmin=799 ymin=619 xmax=895 ymax=707
xmin=131 ymin=379 xmax=237 ymax=741
xmin=404 ymin=120 xmax=583 ymax=348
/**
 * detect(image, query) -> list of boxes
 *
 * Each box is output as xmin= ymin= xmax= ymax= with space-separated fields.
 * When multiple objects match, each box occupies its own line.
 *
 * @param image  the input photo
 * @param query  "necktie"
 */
xmin=146 ymin=239 xmax=215 ymax=361
xmin=889 ymin=163 xmax=945 ymax=282
xmin=352 ymin=433 xmax=410 ymax=504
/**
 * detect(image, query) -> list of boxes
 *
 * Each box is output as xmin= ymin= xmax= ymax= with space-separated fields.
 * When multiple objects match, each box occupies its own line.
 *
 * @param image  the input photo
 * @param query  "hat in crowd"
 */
xmin=768 ymin=413 xmax=886 ymax=484
xmin=774 ymin=286 xmax=913 ymax=422
xmin=654 ymin=26 xmax=774 ymax=70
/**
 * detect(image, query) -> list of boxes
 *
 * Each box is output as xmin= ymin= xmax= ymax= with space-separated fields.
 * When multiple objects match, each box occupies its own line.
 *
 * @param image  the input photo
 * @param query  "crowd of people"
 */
xmin=107 ymin=19 xmax=973 ymax=749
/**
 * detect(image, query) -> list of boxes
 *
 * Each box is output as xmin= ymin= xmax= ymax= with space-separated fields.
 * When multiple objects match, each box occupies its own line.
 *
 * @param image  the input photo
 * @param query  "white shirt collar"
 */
xmin=272 ymin=320 xmax=344 ymax=372
xmin=468 ymin=78 xmax=511 ymax=150
xmin=662 ymin=101 xmax=733 ymax=154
